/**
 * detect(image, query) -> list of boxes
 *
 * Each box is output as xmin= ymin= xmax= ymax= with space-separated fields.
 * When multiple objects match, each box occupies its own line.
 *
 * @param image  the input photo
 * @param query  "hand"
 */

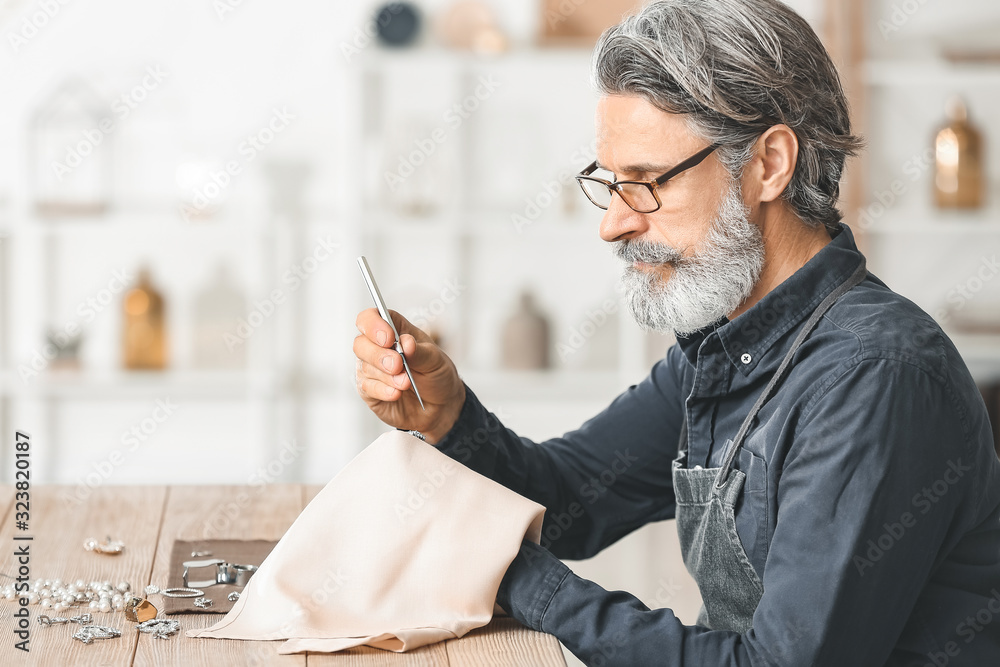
xmin=353 ymin=308 xmax=466 ymax=444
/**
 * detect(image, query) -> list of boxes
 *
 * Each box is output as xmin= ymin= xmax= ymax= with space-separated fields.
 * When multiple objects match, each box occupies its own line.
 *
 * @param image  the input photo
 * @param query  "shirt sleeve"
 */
xmin=434 ymin=348 xmax=687 ymax=560
xmin=496 ymin=357 xmax=982 ymax=666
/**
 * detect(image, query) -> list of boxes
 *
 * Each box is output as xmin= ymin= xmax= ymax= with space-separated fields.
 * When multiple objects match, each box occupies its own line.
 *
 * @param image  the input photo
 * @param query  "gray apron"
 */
xmin=671 ymin=256 xmax=868 ymax=632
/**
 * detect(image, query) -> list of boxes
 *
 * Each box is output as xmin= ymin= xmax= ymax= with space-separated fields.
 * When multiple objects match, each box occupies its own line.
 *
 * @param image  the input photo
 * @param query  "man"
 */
xmin=353 ymin=1 xmax=1000 ymax=664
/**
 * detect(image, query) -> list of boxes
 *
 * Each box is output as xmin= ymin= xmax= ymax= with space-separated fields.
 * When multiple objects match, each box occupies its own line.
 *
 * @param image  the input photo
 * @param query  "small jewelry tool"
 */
xmin=357 ymin=255 xmax=426 ymax=411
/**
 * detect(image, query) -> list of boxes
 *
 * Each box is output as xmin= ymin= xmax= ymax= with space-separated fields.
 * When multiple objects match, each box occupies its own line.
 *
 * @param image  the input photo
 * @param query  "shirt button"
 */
xmin=741 ymin=353 xmax=752 ymax=364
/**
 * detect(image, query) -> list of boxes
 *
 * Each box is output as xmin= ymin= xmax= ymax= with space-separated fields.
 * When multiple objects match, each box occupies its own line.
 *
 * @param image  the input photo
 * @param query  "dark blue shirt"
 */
xmin=435 ymin=222 xmax=1000 ymax=666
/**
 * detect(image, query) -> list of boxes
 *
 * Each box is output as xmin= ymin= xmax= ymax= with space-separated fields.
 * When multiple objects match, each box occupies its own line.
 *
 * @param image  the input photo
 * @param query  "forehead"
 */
xmin=595 ymin=95 xmax=698 ymax=167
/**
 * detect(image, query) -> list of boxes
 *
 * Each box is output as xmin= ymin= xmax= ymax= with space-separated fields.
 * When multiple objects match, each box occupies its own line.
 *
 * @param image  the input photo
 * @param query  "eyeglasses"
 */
xmin=575 ymin=144 xmax=719 ymax=213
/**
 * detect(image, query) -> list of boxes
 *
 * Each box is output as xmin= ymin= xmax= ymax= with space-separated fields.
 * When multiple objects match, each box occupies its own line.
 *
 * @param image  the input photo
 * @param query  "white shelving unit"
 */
xmin=857 ymin=4 xmax=1000 ymax=384
xmin=345 ymin=47 xmax=676 ymax=444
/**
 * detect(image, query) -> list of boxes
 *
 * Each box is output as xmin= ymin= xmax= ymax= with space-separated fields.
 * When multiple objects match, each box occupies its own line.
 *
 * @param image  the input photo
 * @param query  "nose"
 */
xmin=598 ymin=192 xmax=649 ymax=243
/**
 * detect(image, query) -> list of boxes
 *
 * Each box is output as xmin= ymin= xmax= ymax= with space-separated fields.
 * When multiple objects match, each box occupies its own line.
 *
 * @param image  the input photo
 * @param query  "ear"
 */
xmin=753 ymin=124 xmax=799 ymax=203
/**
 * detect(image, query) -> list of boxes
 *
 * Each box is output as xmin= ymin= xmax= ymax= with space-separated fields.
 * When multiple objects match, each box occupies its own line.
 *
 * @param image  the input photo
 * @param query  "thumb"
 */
xmin=398 ymin=333 xmax=438 ymax=371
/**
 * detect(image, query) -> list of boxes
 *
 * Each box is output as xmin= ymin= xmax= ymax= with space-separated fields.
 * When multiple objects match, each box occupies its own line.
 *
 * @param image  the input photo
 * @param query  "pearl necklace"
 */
xmin=3 ymin=577 xmax=132 ymax=614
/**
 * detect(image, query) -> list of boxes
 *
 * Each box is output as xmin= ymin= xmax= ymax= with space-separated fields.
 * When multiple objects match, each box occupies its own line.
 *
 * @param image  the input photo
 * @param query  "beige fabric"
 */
xmin=186 ymin=430 xmax=546 ymax=654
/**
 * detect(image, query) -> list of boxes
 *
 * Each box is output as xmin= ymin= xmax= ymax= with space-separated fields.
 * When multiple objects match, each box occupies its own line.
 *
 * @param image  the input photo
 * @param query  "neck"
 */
xmin=727 ymin=206 xmax=832 ymax=322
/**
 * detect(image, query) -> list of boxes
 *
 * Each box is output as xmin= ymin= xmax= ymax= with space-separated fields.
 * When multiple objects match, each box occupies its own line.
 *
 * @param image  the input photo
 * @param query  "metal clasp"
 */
xmin=182 ymin=558 xmax=258 ymax=588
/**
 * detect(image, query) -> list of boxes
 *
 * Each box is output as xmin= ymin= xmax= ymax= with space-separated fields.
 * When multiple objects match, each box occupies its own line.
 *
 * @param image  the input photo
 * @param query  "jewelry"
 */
xmin=227 ymin=591 xmax=240 ymax=602
xmin=183 ymin=559 xmax=258 ymax=588
xmin=70 ymin=613 xmax=93 ymax=624
xmin=8 ymin=577 xmax=130 ymax=613
xmin=190 ymin=550 xmax=213 ymax=557
xmin=37 ymin=614 xmax=70 ymax=625
xmin=72 ymin=624 xmax=121 ymax=644
xmin=136 ymin=618 xmax=180 ymax=640
xmin=159 ymin=587 xmax=204 ymax=598
xmin=123 ymin=596 xmax=158 ymax=622
xmin=83 ymin=536 xmax=125 ymax=556
xmin=193 ymin=597 xmax=213 ymax=608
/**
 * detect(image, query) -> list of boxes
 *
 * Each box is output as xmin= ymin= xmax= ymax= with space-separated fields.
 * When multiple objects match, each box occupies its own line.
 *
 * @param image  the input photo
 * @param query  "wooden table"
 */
xmin=0 ymin=484 xmax=567 ymax=666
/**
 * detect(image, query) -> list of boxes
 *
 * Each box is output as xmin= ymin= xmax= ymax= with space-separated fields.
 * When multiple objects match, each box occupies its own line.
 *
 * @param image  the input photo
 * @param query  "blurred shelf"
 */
xmin=13 ymin=207 xmax=273 ymax=236
xmin=360 ymin=209 xmax=597 ymax=239
xmin=864 ymin=60 xmax=1000 ymax=87
xmin=948 ymin=333 xmax=1000 ymax=383
xmin=0 ymin=369 xmax=281 ymax=399
xmin=356 ymin=46 xmax=595 ymax=70
xmin=858 ymin=210 xmax=1000 ymax=235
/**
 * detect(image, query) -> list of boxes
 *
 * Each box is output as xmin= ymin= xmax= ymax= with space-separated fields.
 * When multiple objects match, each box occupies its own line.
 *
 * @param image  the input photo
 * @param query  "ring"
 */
xmin=160 ymin=587 xmax=204 ymax=598
xmin=193 ymin=597 xmax=213 ymax=608
xmin=124 ymin=596 xmax=158 ymax=622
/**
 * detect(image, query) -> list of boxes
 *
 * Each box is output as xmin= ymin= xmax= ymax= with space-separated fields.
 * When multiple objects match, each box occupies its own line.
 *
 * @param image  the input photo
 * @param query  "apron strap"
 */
xmin=713 ymin=256 xmax=868 ymax=490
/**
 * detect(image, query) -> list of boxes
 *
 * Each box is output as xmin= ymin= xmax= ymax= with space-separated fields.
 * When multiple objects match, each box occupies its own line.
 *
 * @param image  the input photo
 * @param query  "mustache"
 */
xmin=612 ymin=237 xmax=684 ymax=266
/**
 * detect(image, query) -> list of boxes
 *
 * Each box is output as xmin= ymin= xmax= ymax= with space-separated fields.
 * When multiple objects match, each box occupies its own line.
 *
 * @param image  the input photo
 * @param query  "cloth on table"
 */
xmin=164 ymin=539 xmax=277 ymax=614
xmin=185 ymin=429 xmax=546 ymax=654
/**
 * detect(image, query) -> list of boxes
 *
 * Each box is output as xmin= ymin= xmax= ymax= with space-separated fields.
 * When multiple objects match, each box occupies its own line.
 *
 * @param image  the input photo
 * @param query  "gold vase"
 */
xmin=934 ymin=96 xmax=985 ymax=209
xmin=123 ymin=267 xmax=167 ymax=370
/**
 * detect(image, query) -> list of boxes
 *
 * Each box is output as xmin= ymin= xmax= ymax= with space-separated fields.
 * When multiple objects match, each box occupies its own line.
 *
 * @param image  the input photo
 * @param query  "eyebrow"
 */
xmin=594 ymin=159 xmax=672 ymax=176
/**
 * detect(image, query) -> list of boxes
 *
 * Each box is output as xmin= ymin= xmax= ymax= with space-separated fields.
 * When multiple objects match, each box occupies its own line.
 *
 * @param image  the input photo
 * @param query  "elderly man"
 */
xmin=353 ymin=1 xmax=1000 ymax=664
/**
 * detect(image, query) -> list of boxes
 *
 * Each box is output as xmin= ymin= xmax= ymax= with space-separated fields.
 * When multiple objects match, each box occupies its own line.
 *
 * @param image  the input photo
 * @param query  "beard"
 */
xmin=612 ymin=178 xmax=765 ymax=337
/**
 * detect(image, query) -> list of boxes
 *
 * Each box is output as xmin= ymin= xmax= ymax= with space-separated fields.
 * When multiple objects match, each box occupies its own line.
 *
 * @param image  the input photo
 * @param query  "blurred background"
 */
xmin=1 ymin=0 xmax=999 ymax=658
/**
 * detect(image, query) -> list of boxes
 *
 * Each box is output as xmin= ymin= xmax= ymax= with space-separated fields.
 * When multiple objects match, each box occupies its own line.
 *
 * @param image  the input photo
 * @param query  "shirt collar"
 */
xmin=675 ymin=222 xmax=864 ymax=375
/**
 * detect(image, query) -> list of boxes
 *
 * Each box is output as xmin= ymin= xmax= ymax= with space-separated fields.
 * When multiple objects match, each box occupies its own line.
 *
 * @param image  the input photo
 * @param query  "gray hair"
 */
xmin=592 ymin=0 xmax=863 ymax=234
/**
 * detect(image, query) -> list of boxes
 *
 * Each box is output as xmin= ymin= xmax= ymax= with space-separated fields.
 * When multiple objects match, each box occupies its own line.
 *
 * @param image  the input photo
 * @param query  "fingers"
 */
xmin=353 ymin=333 xmax=405 ymax=377
xmin=355 ymin=357 xmax=407 ymax=402
xmin=356 ymin=308 xmax=395 ymax=348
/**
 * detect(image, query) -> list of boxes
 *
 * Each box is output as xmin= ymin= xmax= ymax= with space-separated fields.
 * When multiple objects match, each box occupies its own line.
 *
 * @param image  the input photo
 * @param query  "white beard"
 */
xmin=613 ymin=179 xmax=765 ymax=337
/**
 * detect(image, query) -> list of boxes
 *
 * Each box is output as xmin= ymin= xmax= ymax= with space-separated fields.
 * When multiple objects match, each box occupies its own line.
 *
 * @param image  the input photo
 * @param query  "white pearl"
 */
xmin=26 ymin=592 xmax=37 ymax=604
xmin=62 ymin=594 xmax=74 ymax=604
xmin=53 ymin=602 xmax=67 ymax=612
xmin=89 ymin=601 xmax=98 ymax=610
xmin=111 ymin=594 xmax=123 ymax=604
xmin=117 ymin=582 xmax=130 ymax=593
xmin=40 ymin=599 xmax=52 ymax=609
xmin=112 ymin=599 xmax=124 ymax=611
xmin=99 ymin=601 xmax=111 ymax=613
xmin=39 ymin=588 xmax=51 ymax=598
xmin=75 ymin=579 xmax=85 ymax=589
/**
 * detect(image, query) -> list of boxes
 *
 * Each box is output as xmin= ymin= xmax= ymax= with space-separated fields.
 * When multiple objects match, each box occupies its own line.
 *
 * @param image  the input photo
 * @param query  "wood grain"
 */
xmin=0 ymin=485 xmax=567 ymax=665
xmin=134 ymin=484 xmax=304 ymax=667
xmin=445 ymin=618 xmax=566 ymax=667
xmin=0 ymin=484 xmax=167 ymax=666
